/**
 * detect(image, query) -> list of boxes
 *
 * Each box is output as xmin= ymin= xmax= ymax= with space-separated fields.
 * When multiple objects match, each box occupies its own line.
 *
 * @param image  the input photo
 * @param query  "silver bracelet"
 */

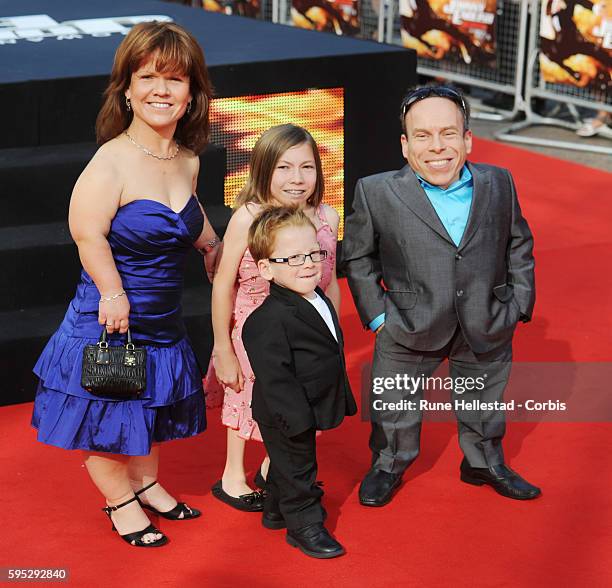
xmin=99 ymin=291 xmax=126 ymax=302
xmin=199 ymin=237 xmax=220 ymax=254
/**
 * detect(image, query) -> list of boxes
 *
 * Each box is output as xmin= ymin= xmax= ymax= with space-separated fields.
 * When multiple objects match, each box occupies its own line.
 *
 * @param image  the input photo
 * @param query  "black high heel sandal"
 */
xmin=135 ymin=480 xmax=201 ymax=520
xmin=102 ymin=495 xmax=168 ymax=547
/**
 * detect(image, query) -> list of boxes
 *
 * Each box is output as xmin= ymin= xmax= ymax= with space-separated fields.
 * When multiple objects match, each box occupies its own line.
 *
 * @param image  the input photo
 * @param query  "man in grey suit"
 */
xmin=343 ymin=85 xmax=541 ymax=506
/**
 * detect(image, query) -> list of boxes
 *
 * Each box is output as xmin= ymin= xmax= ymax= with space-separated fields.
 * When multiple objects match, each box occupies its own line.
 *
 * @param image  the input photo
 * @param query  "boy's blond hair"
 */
xmin=248 ymin=206 xmax=316 ymax=263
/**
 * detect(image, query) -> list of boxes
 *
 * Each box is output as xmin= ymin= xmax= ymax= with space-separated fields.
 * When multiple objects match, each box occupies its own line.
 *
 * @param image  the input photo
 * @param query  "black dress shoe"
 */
xmin=262 ymin=506 xmax=327 ymax=530
xmin=286 ymin=523 xmax=345 ymax=559
xmin=262 ymin=510 xmax=286 ymax=530
xmin=460 ymin=459 xmax=542 ymax=500
xmin=359 ymin=469 xmax=402 ymax=507
xmin=211 ymin=480 xmax=265 ymax=512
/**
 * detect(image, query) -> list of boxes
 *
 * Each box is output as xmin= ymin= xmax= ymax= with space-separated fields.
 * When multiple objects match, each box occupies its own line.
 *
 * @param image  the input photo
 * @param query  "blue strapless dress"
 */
xmin=32 ymin=196 xmax=207 ymax=455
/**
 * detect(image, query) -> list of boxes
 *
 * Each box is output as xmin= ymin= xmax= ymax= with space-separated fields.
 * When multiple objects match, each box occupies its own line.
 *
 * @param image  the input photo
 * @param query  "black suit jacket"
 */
xmin=242 ymin=282 xmax=357 ymax=438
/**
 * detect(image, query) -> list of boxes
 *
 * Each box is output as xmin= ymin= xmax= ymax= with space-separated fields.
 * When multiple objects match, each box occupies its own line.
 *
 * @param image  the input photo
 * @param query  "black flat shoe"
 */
xmin=359 ymin=469 xmax=402 ymax=507
xmin=102 ymin=495 xmax=168 ymax=548
xmin=460 ymin=458 xmax=542 ymax=500
xmin=211 ymin=480 xmax=265 ymax=512
xmin=286 ymin=523 xmax=345 ymax=559
xmin=135 ymin=481 xmax=201 ymax=520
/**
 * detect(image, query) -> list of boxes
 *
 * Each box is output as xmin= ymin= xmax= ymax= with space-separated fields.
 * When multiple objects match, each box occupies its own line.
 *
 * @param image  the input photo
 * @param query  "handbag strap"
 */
xmin=98 ymin=327 xmax=134 ymax=349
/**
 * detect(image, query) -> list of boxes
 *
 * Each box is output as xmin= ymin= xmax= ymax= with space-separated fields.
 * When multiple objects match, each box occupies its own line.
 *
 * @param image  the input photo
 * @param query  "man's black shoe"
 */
xmin=460 ymin=459 xmax=542 ymax=500
xmin=359 ymin=469 xmax=402 ymax=507
xmin=286 ymin=523 xmax=345 ymax=559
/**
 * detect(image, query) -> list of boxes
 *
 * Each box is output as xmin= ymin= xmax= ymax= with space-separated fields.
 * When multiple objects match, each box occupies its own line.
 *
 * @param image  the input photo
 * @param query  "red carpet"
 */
xmin=2 ymin=138 xmax=611 ymax=587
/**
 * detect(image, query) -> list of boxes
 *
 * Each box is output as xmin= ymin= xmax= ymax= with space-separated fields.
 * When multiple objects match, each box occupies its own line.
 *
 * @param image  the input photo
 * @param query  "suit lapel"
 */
xmin=269 ymin=283 xmax=338 ymax=345
xmin=294 ymin=293 xmax=339 ymax=345
xmin=457 ymin=162 xmax=491 ymax=251
xmin=317 ymin=286 xmax=343 ymax=348
xmin=387 ymin=165 xmax=455 ymax=246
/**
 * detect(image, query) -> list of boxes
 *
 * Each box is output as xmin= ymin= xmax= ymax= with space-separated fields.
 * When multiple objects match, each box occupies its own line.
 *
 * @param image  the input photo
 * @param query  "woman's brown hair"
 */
xmin=96 ymin=21 xmax=213 ymax=153
xmin=234 ymin=124 xmax=324 ymax=210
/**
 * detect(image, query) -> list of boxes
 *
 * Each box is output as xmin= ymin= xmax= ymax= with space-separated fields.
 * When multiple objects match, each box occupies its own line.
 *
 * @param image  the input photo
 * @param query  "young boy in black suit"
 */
xmin=242 ymin=206 xmax=357 ymax=559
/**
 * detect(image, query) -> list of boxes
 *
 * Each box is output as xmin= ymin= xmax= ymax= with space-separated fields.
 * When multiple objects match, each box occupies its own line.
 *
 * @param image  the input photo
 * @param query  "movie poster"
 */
xmin=539 ymin=0 xmax=612 ymax=92
xmin=291 ymin=0 xmax=360 ymax=36
xmin=399 ymin=0 xmax=497 ymax=67
xmin=202 ymin=0 xmax=260 ymax=19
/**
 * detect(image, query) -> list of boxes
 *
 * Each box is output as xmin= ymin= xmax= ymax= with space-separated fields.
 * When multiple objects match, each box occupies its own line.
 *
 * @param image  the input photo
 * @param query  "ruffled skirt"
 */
xmin=31 ymin=385 xmax=205 ymax=455
xmin=31 ymin=306 xmax=206 ymax=456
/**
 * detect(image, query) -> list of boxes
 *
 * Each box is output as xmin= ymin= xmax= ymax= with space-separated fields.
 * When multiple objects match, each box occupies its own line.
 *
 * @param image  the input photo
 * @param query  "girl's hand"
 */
xmin=99 ymin=294 xmax=130 ymax=334
xmin=213 ymin=348 xmax=244 ymax=392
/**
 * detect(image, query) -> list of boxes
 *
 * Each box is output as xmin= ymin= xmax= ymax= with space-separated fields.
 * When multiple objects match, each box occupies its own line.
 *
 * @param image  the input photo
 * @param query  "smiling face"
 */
xmin=258 ymin=224 xmax=322 ymax=298
xmin=401 ymin=97 xmax=472 ymax=189
xmin=269 ymin=142 xmax=317 ymax=208
xmin=125 ymin=52 xmax=191 ymax=132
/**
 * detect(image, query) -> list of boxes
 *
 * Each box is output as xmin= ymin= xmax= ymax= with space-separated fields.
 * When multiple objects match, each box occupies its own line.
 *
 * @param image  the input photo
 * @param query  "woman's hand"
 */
xmin=99 ymin=294 xmax=130 ymax=334
xmin=213 ymin=347 xmax=244 ymax=392
xmin=204 ymin=242 xmax=222 ymax=283
xmin=69 ymin=146 xmax=126 ymax=335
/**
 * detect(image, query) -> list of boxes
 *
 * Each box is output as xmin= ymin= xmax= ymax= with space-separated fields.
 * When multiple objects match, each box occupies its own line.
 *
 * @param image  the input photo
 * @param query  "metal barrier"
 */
xmin=383 ymin=0 xmax=530 ymax=120
xmin=496 ymin=0 xmax=612 ymax=155
xmin=195 ymin=0 xmax=611 ymax=153
xmin=274 ymin=0 xmax=384 ymax=41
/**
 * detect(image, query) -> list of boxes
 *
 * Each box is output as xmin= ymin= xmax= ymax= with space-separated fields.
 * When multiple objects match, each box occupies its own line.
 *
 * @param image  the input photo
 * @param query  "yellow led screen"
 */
xmin=209 ymin=88 xmax=345 ymax=238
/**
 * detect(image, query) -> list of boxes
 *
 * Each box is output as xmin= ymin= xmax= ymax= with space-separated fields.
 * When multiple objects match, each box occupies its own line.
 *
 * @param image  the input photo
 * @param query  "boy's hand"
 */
xmin=213 ymin=349 xmax=245 ymax=392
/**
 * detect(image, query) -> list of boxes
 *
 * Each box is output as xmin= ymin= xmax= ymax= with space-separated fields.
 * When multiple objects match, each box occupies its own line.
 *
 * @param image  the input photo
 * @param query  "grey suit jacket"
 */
xmin=342 ymin=162 xmax=535 ymax=354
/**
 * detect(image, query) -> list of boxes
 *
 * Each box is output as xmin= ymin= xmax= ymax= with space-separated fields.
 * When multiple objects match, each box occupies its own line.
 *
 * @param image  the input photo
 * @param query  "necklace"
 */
xmin=124 ymin=131 xmax=180 ymax=161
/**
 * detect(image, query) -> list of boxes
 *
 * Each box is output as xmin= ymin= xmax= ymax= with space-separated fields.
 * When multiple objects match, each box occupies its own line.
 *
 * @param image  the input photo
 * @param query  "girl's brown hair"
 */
xmin=96 ymin=21 xmax=213 ymax=153
xmin=234 ymin=124 xmax=324 ymax=210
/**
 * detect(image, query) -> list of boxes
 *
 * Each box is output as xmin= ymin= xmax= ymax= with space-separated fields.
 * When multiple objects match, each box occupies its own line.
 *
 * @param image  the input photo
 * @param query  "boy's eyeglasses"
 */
xmin=268 ymin=250 xmax=327 ymax=266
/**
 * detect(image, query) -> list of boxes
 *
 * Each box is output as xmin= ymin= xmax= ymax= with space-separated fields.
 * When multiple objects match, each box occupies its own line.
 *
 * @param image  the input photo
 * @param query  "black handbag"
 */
xmin=81 ymin=328 xmax=146 ymax=398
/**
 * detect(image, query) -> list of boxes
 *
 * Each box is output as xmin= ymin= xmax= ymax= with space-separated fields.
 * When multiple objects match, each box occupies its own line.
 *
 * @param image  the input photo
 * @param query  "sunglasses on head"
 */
xmin=401 ymin=86 xmax=469 ymax=125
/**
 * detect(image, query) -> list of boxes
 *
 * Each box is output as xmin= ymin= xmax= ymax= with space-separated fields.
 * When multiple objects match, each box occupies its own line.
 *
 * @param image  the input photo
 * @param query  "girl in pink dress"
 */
xmin=206 ymin=125 xmax=340 ymax=510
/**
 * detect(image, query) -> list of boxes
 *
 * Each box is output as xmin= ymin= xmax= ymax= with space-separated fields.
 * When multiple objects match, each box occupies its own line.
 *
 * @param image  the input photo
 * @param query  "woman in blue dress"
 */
xmin=31 ymin=22 xmax=220 ymax=547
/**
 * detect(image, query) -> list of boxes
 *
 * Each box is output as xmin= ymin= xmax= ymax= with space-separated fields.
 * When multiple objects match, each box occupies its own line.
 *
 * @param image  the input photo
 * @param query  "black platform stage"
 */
xmin=0 ymin=0 xmax=416 ymax=405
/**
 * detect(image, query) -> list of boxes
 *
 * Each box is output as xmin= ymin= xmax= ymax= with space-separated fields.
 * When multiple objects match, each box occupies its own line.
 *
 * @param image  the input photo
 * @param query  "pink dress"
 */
xmin=204 ymin=205 xmax=337 ymax=441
